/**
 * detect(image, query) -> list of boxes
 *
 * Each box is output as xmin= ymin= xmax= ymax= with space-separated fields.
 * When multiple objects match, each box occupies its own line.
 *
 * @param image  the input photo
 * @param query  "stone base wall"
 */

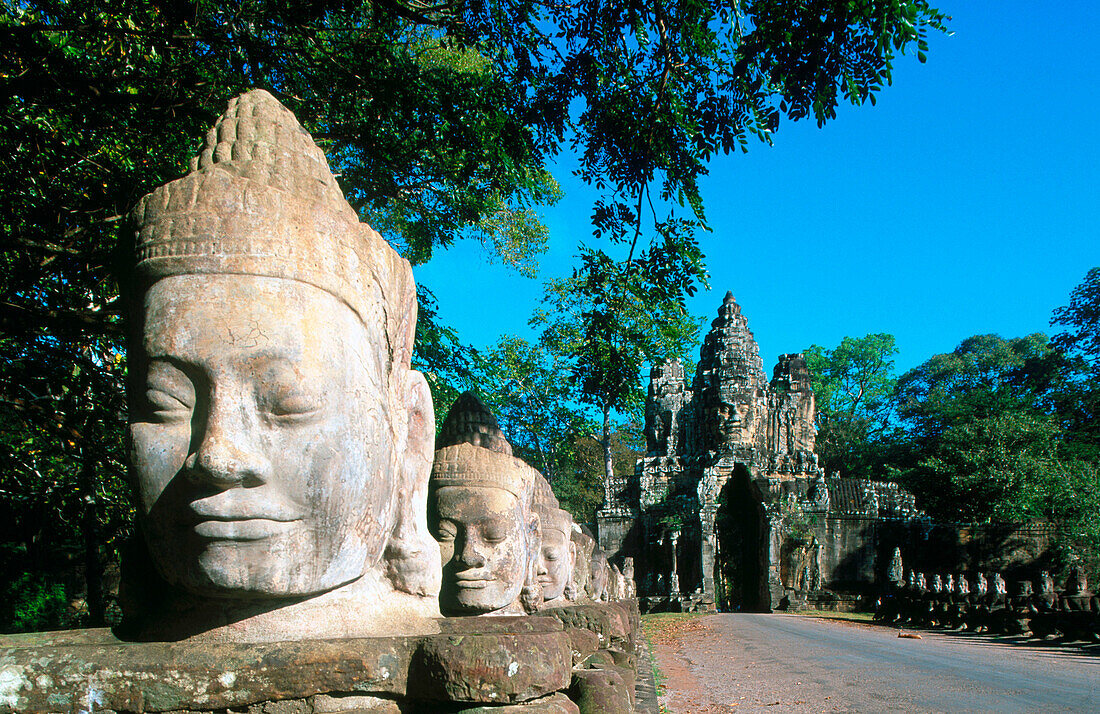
xmin=0 ymin=603 xmax=644 ymax=714
xmin=595 ymin=515 xmax=635 ymax=561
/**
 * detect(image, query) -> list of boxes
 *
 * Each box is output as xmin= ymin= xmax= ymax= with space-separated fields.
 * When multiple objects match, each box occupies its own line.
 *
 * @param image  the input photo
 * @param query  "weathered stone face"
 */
xmin=132 ymin=274 xmax=398 ymax=597
xmin=570 ymin=528 xmax=595 ymax=599
xmin=587 ymin=551 xmax=609 ymax=601
xmin=538 ymin=525 xmax=576 ymax=602
xmin=435 ymin=485 xmax=532 ymax=615
xmin=122 ymin=90 xmax=440 ymax=639
xmin=713 ymin=397 xmax=756 ymax=447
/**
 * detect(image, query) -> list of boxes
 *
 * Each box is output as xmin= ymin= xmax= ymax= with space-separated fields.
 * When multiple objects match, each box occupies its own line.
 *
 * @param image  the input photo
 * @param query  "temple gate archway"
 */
xmin=715 ymin=466 xmax=771 ymax=611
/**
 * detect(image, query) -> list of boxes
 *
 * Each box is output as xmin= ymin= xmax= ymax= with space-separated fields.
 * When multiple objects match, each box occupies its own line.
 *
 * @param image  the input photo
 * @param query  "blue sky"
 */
xmin=415 ymin=1 xmax=1100 ymax=377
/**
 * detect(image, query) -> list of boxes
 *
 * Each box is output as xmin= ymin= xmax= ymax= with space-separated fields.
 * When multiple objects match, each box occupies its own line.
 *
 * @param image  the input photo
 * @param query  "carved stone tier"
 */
xmin=0 ymin=603 xmax=644 ymax=714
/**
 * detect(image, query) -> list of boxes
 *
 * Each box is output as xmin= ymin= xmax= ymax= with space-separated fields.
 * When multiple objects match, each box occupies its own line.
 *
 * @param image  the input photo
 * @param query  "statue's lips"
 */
xmin=192 ymin=517 xmax=300 ymax=540
xmin=453 ymin=573 xmax=493 ymax=589
xmin=186 ymin=492 xmax=303 ymax=540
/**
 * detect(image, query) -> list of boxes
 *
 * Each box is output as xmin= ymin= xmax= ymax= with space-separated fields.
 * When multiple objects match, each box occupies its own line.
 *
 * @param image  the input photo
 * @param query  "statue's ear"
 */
xmin=402 ymin=369 xmax=435 ymax=466
xmin=527 ymin=511 xmax=542 ymax=571
xmin=383 ymin=369 xmax=440 ymax=597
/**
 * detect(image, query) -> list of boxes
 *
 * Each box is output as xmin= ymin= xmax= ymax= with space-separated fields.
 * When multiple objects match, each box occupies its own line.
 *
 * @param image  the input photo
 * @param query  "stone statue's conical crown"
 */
xmin=432 ymin=392 xmax=538 ymax=500
xmin=437 ymin=391 xmax=513 ymax=455
xmin=131 ymin=89 xmax=416 ymax=369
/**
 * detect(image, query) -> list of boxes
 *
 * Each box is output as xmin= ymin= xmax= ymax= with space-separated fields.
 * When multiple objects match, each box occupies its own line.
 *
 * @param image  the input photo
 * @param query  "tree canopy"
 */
xmin=1052 ymin=267 xmax=1100 ymax=374
xmin=804 ymin=333 xmax=898 ymax=479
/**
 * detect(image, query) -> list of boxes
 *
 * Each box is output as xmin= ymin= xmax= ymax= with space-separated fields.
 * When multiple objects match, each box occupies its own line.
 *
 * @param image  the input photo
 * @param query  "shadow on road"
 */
xmin=830 ymin=615 xmax=1100 ymax=662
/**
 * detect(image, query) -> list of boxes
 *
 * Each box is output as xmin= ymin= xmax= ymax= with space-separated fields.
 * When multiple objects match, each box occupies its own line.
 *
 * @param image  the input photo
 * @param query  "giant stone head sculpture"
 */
xmin=125 ymin=90 xmax=439 ymax=640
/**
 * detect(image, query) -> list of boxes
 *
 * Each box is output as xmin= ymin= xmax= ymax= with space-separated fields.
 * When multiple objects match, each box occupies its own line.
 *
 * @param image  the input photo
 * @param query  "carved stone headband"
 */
xmin=431 ymin=443 xmax=533 ymax=501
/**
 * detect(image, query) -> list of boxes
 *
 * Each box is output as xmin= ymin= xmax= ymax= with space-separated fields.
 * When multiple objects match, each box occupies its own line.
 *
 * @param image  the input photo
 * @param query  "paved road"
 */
xmin=652 ymin=613 xmax=1100 ymax=713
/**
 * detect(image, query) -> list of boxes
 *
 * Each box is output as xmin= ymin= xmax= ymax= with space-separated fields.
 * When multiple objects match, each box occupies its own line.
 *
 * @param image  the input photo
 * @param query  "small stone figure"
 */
xmin=570 ymin=525 xmax=596 ymax=600
xmin=588 ymin=549 xmax=610 ymax=601
xmin=537 ymin=506 xmax=578 ymax=607
xmin=609 ymin=564 xmax=626 ymax=601
xmin=887 ymin=547 xmax=905 ymax=587
xmin=808 ymin=474 xmax=830 ymax=512
xmin=1062 ymin=566 xmax=1093 ymax=611
xmin=430 ymin=394 xmax=542 ymax=616
xmin=950 ymin=573 xmax=970 ymax=630
xmin=1058 ymin=566 xmax=1100 ymax=642
xmin=623 ymin=557 xmax=637 ymax=599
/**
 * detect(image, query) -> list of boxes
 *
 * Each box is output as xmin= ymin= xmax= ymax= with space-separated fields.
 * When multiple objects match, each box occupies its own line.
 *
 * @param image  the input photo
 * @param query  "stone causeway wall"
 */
xmin=0 ymin=602 xmax=645 ymax=714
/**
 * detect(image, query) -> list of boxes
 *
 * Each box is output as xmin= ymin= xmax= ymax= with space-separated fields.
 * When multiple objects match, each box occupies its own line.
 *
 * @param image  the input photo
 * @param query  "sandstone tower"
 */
xmin=597 ymin=292 xmax=920 ymax=612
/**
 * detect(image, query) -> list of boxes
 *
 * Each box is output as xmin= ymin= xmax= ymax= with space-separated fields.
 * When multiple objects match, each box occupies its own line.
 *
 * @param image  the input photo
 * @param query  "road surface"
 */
xmin=651 ymin=613 xmax=1100 ymax=713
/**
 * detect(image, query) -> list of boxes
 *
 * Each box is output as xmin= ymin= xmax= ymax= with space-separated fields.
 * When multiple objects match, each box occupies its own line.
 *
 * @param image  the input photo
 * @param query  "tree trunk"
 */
xmin=77 ymin=372 xmax=106 ymax=628
xmin=602 ymin=403 xmax=614 ymax=508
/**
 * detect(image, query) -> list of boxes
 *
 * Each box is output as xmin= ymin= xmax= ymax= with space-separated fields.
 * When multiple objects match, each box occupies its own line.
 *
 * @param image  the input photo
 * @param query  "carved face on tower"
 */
xmin=127 ymin=90 xmax=435 ymax=603
xmin=430 ymin=443 xmax=540 ymax=615
xmin=713 ymin=393 xmax=757 ymax=448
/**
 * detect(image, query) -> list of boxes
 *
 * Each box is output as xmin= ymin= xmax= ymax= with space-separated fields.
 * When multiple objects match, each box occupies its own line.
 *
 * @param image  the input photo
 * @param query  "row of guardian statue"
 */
xmin=875 ymin=567 xmax=1100 ymax=642
xmin=119 ymin=89 xmax=632 ymax=642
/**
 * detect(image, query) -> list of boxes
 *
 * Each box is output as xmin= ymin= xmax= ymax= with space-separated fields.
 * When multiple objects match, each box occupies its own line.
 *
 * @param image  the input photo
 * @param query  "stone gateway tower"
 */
xmin=597 ymin=292 xmax=920 ymax=612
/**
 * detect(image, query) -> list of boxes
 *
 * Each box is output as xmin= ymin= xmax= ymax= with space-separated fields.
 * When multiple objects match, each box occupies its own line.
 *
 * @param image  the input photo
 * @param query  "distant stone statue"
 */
xmin=609 ymin=563 xmax=626 ymax=601
xmin=122 ymin=90 xmax=440 ymax=641
xmin=588 ymin=549 xmax=610 ymax=601
xmin=887 ymin=547 xmax=904 ymax=586
xmin=570 ymin=525 xmax=596 ymax=599
xmin=430 ymin=393 xmax=541 ymax=616
xmin=623 ymin=557 xmax=637 ymax=598
xmin=808 ymin=475 xmax=830 ymax=511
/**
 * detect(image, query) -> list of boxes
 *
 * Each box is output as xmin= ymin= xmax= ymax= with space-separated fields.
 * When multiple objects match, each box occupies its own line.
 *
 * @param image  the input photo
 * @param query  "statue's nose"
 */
xmin=185 ymin=402 xmax=269 ymax=488
xmin=458 ymin=537 xmax=488 ymax=568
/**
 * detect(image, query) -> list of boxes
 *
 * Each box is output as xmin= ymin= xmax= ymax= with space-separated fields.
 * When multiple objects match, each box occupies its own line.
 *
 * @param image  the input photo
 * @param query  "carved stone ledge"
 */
xmin=0 ymin=617 xmax=572 ymax=713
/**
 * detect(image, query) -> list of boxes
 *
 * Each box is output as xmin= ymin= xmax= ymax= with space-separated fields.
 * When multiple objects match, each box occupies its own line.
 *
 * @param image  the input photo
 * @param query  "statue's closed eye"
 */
xmin=144 ymin=388 xmax=192 ymax=423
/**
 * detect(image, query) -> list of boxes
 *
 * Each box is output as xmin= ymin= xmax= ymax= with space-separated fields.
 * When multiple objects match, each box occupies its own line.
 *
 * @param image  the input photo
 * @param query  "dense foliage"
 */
xmin=805 ymin=268 xmax=1100 ymax=569
xmin=804 ymin=333 xmax=899 ymax=479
